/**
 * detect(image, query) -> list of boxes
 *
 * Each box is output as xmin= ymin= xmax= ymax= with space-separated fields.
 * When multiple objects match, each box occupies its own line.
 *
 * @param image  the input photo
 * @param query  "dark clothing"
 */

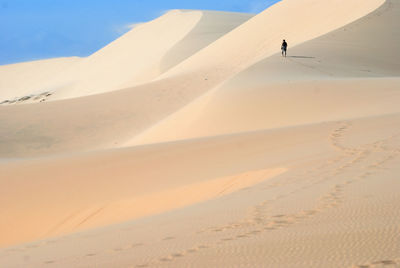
xmin=281 ymin=41 xmax=288 ymax=51
xmin=281 ymin=41 xmax=288 ymax=57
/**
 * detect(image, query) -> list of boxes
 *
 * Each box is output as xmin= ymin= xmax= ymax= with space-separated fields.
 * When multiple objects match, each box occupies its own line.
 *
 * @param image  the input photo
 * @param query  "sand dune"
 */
xmin=0 ymin=0 xmax=386 ymax=158
xmin=0 ymin=10 xmax=254 ymax=157
xmin=51 ymin=10 xmax=253 ymax=100
xmin=1 ymin=0 xmax=400 ymax=267
xmin=0 ymin=10 xmax=252 ymax=104
xmin=159 ymin=0 xmax=385 ymax=79
xmin=128 ymin=0 xmax=400 ymax=145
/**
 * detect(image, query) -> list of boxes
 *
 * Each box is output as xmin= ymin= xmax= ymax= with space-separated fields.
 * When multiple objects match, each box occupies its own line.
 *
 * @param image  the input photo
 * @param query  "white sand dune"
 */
xmin=0 ymin=0 xmax=386 ymax=158
xmin=0 ymin=10 xmax=253 ymax=157
xmin=158 ymin=0 xmax=385 ymax=79
xmin=1 ymin=0 xmax=400 ymax=267
xmin=0 ymin=10 xmax=253 ymax=103
xmin=52 ymin=10 xmax=253 ymax=100
xmin=128 ymin=1 xmax=400 ymax=145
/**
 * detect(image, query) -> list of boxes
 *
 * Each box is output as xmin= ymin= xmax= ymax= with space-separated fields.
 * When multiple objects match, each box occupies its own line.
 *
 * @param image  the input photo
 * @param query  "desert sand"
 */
xmin=1 ymin=0 xmax=400 ymax=267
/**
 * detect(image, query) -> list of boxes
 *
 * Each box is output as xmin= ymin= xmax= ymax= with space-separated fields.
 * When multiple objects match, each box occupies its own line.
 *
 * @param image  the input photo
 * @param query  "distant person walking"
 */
xmin=281 ymin=39 xmax=288 ymax=57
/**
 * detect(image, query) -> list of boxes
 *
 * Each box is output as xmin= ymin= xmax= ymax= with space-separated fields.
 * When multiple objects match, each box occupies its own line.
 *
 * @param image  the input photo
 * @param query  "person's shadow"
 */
xmin=287 ymin=56 xmax=315 ymax=59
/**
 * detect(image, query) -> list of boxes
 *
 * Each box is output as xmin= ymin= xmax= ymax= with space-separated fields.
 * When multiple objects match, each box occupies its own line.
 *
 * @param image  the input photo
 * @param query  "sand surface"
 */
xmin=1 ymin=0 xmax=400 ymax=267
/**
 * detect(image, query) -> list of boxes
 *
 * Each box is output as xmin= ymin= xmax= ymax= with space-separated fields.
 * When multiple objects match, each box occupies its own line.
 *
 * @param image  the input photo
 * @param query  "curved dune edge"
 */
xmin=126 ymin=78 xmax=400 ymax=146
xmin=79 ymin=168 xmax=287 ymax=236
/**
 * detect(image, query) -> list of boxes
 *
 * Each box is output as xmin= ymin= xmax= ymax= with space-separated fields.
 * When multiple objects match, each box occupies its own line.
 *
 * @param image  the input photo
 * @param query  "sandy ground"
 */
xmin=1 ymin=0 xmax=400 ymax=267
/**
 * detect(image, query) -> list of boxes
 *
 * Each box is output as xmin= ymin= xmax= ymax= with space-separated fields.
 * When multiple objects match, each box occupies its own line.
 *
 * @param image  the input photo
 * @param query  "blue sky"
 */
xmin=0 ymin=0 xmax=280 ymax=65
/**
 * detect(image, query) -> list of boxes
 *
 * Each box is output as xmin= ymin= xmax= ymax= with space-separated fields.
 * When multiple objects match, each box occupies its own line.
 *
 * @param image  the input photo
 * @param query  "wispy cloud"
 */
xmin=113 ymin=8 xmax=168 ymax=35
xmin=113 ymin=22 xmax=145 ymax=35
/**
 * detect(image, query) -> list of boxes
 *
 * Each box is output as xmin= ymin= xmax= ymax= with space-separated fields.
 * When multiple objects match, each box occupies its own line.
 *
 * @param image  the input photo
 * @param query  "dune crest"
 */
xmin=160 ymin=0 xmax=385 ymax=78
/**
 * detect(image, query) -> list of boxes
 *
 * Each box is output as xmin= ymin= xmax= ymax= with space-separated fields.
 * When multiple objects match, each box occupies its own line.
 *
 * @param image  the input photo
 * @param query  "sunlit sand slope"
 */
xmin=129 ymin=0 xmax=399 ymax=145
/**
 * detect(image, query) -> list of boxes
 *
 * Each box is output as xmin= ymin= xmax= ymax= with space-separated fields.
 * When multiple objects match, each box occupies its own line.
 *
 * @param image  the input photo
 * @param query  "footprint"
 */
xmin=372 ymin=260 xmax=396 ymax=265
xmin=236 ymin=234 xmax=249 ymax=238
xmin=253 ymin=217 xmax=265 ymax=223
xmin=159 ymin=257 xmax=173 ymax=262
xmin=85 ymin=253 xmax=96 ymax=257
xmin=186 ymin=248 xmax=198 ymax=253
xmin=273 ymin=220 xmax=292 ymax=225
xmin=171 ymin=253 xmax=184 ymax=258
xmin=131 ymin=243 xmax=144 ymax=248
xmin=351 ymin=258 xmax=399 ymax=267
xmin=302 ymin=210 xmax=318 ymax=216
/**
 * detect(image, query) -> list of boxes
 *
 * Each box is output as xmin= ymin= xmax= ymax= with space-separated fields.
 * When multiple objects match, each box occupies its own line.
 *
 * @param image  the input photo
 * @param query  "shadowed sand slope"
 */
xmin=0 ymin=74 xmax=225 ymax=158
xmin=128 ymin=0 xmax=400 ymax=146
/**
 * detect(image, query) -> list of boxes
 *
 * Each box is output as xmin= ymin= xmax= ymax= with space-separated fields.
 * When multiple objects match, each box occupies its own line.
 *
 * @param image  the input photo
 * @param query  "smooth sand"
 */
xmin=1 ymin=0 xmax=400 ymax=267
